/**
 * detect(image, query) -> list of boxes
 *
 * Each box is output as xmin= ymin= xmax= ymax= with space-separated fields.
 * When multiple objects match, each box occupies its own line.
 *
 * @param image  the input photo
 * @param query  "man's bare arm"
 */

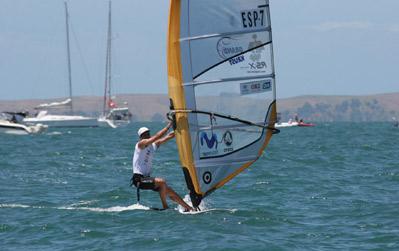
xmin=155 ymin=131 xmax=175 ymax=147
xmin=138 ymin=122 xmax=172 ymax=149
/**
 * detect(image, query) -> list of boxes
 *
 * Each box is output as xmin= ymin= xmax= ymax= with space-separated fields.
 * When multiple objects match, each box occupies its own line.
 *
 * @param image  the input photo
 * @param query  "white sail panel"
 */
xmin=190 ymin=35 xmax=273 ymax=82
xmin=186 ymin=0 xmax=271 ymax=37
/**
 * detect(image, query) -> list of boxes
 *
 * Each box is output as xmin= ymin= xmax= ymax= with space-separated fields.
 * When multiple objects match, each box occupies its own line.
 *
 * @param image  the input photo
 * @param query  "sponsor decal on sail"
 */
xmin=240 ymin=80 xmax=272 ymax=95
xmin=217 ymin=37 xmax=244 ymax=59
xmin=199 ymin=130 xmax=235 ymax=158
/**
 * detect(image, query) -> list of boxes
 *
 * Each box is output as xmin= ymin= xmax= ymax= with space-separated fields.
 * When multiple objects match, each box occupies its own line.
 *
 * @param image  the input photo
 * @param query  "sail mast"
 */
xmin=64 ymin=2 xmax=73 ymax=114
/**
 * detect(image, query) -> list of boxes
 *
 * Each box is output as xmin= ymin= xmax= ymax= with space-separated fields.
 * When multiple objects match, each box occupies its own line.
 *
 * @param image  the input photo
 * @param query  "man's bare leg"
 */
xmin=155 ymin=178 xmax=169 ymax=209
xmin=165 ymin=185 xmax=193 ymax=211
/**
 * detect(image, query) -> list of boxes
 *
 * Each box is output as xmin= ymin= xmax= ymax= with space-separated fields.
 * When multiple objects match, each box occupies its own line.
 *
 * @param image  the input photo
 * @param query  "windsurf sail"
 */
xmin=167 ymin=0 xmax=278 ymax=208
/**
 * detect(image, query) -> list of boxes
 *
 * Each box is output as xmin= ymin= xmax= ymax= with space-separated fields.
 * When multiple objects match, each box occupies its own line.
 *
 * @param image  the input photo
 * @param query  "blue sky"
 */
xmin=0 ymin=0 xmax=398 ymax=100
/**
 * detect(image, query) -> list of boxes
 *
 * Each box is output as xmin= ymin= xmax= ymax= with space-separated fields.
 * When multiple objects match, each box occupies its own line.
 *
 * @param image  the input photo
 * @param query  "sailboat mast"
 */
xmin=64 ymin=2 xmax=73 ymax=114
xmin=107 ymin=1 xmax=112 ymax=103
xmin=102 ymin=1 xmax=112 ymax=115
xmin=102 ymin=30 xmax=110 ymax=115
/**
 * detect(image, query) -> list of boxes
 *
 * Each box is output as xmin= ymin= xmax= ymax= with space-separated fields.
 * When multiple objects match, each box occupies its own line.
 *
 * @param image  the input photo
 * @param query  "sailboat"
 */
xmin=167 ymin=0 xmax=278 ymax=208
xmin=98 ymin=1 xmax=131 ymax=128
xmin=23 ymin=2 xmax=98 ymax=128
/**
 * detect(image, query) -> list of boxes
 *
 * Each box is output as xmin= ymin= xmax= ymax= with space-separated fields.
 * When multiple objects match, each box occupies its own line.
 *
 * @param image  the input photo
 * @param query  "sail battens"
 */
xmin=183 ymin=74 xmax=275 ymax=87
xmin=179 ymin=26 xmax=271 ymax=42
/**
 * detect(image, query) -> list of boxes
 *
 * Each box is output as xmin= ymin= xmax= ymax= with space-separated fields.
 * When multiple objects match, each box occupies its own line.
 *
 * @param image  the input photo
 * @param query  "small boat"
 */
xmin=98 ymin=107 xmax=131 ymax=128
xmin=0 ymin=112 xmax=47 ymax=135
xmin=275 ymin=113 xmax=298 ymax=128
xmin=275 ymin=120 xmax=299 ymax=128
xmin=275 ymin=112 xmax=314 ymax=128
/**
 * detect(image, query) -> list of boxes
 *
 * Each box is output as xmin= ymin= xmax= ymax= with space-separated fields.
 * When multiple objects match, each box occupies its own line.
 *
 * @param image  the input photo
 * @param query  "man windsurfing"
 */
xmin=131 ymin=122 xmax=193 ymax=211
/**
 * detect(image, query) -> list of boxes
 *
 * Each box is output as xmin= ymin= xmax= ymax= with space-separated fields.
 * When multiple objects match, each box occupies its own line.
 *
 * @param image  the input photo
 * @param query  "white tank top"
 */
xmin=132 ymin=142 xmax=157 ymax=176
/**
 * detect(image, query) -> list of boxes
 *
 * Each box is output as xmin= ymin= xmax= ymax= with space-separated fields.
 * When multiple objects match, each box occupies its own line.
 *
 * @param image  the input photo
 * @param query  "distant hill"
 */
xmin=277 ymin=93 xmax=399 ymax=122
xmin=1 ymin=92 xmax=398 ymax=122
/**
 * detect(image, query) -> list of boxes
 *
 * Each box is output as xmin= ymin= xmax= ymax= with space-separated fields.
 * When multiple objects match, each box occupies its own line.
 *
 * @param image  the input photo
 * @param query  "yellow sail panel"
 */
xmin=167 ymin=0 xmax=277 ymax=208
xmin=167 ymin=0 xmax=201 ymax=198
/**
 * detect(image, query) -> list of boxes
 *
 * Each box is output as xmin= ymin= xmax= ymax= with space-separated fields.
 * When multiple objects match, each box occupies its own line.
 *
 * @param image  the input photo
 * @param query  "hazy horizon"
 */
xmin=1 ymin=90 xmax=399 ymax=102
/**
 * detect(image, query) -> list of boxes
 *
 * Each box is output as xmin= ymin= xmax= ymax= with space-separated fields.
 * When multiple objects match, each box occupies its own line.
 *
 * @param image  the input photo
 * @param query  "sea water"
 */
xmin=0 ymin=122 xmax=398 ymax=250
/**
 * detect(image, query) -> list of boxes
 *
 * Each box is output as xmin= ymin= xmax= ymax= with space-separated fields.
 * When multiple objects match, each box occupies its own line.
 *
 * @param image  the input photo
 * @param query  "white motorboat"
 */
xmin=0 ymin=113 xmax=47 ymax=135
xmin=0 ymin=120 xmax=47 ymax=135
xmin=275 ymin=120 xmax=299 ymax=128
xmin=97 ymin=2 xmax=131 ymax=128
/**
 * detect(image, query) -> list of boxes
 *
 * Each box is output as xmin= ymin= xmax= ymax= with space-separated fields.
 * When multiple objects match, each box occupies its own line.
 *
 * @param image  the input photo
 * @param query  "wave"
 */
xmin=0 ymin=202 xmax=236 ymax=215
xmin=46 ymin=131 xmax=63 ymax=136
xmin=0 ymin=203 xmax=150 ymax=212
xmin=59 ymin=204 xmax=151 ymax=212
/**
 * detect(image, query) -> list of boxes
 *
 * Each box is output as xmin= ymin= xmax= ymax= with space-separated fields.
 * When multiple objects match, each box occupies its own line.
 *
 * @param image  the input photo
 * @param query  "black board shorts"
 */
xmin=132 ymin=174 xmax=159 ymax=192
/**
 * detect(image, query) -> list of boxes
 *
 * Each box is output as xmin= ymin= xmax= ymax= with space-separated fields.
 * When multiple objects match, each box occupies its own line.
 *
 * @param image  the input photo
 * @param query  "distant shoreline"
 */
xmin=1 ymin=92 xmax=398 ymax=122
xmin=2 ymin=91 xmax=398 ymax=102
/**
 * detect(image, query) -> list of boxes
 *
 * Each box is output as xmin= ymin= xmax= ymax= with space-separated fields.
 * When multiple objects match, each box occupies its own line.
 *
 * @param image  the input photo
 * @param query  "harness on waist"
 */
xmin=130 ymin=174 xmax=157 ymax=203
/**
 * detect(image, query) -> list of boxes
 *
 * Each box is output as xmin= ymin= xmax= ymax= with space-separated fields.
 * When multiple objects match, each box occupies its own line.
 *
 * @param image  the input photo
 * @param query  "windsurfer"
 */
xmin=131 ymin=122 xmax=193 ymax=211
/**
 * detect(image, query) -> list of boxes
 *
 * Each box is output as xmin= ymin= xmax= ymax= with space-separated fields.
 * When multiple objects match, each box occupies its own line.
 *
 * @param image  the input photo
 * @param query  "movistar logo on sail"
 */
xmin=199 ymin=130 xmax=234 ymax=158
xmin=200 ymin=132 xmax=218 ymax=149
